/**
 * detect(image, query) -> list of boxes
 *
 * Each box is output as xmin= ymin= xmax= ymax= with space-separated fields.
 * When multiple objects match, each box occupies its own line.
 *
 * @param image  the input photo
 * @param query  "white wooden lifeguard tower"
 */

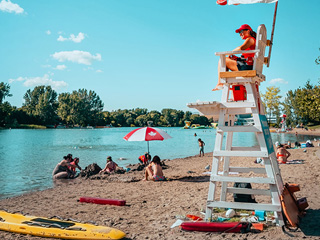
xmin=188 ymin=24 xmax=285 ymax=226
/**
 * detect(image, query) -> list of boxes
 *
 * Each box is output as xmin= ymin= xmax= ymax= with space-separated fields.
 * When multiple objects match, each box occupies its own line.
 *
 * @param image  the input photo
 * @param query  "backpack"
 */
xmin=233 ymin=182 xmax=257 ymax=203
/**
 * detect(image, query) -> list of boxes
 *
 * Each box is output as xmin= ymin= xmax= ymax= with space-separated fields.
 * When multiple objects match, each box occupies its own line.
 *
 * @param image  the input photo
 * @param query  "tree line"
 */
xmin=261 ymin=80 xmax=320 ymax=127
xmin=0 ymin=83 xmax=211 ymax=128
xmin=1 ymin=80 xmax=319 ymax=128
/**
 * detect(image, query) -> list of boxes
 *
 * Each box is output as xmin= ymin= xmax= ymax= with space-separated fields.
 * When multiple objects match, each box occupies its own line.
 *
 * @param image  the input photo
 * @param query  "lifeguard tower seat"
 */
xmin=188 ymin=24 xmax=286 ymax=226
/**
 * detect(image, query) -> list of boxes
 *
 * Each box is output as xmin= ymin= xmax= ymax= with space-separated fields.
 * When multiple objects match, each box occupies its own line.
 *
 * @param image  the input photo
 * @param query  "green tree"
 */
xmin=261 ymin=86 xmax=282 ymax=123
xmin=135 ymin=114 xmax=147 ymax=127
xmin=0 ymin=82 xmax=14 ymax=126
xmin=23 ymin=86 xmax=58 ymax=125
xmin=0 ymin=82 xmax=12 ymax=104
xmin=147 ymin=110 xmax=161 ymax=126
xmin=57 ymin=89 xmax=104 ymax=126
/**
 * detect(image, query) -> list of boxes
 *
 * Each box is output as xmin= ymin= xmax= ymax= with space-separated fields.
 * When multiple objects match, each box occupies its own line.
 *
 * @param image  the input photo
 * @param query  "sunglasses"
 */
xmin=239 ymin=29 xmax=248 ymax=34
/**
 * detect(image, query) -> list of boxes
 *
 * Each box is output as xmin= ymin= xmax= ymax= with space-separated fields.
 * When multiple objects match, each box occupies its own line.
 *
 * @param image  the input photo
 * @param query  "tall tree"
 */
xmin=57 ymin=89 xmax=104 ymax=126
xmin=23 ymin=86 xmax=58 ymax=124
xmin=0 ymin=82 xmax=12 ymax=104
xmin=261 ymin=86 xmax=282 ymax=123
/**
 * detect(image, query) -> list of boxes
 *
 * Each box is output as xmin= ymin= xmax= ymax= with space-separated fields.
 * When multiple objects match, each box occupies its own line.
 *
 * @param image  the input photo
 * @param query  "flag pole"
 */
xmin=267 ymin=1 xmax=278 ymax=67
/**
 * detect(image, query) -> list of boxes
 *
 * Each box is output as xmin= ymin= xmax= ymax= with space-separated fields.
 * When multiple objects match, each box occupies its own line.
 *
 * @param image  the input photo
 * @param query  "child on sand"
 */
xmin=138 ymin=153 xmax=151 ymax=165
xmin=100 ymin=156 xmax=118 ymax=174
xmin=68 ymin=157 xmax=82 ymax=175
xmin=143 ymin=155 xmax=165 ymax=181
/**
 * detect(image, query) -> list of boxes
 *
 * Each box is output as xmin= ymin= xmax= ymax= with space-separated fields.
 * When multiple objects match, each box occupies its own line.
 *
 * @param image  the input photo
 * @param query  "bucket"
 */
xmin=231 ymin=85 xmax=247 ymax=101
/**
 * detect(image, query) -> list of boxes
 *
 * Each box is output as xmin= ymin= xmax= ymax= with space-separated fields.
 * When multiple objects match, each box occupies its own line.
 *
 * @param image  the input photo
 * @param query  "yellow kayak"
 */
xmin=0 ymin=210 xmax=126 ymax=240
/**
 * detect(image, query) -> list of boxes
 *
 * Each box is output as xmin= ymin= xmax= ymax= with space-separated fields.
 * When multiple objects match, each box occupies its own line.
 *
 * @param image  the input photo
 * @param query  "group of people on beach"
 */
xmin=52 ymin=154 xmax=82 ymax=179
xmin=52 ymin=151 xmax=166 ymax=181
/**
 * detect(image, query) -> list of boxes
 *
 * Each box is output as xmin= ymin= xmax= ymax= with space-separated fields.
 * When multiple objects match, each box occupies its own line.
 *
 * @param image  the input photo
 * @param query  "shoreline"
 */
xmin=0 ymin=141 xmax=320 ymax=239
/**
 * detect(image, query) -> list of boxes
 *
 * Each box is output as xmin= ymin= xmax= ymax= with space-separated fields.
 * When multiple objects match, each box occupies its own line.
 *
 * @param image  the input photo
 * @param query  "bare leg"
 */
xmin=53 ymin=172 xmax=69 ymax=179
xmin=146 ymin=167 xmax=154 ymax=180
xmin=213 ymin=58 xmax=239 ymax=91
xmin=143 ymin=166 xmax=153 ymax=180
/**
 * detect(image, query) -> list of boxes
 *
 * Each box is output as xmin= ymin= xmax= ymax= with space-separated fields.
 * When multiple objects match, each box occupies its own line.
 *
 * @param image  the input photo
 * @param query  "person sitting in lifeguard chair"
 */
xmin=213 ymin=24 xmax=256 ymax=91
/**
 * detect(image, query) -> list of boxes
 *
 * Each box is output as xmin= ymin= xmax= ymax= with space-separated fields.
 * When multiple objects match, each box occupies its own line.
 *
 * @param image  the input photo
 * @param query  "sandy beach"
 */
xmin=0 ymin=133 xmax=320 ymax=240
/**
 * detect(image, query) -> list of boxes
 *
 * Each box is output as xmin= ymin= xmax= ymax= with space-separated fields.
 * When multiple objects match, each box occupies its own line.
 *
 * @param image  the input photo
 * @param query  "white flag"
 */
xmin=228 ymin=0 xmax=278 ymax=4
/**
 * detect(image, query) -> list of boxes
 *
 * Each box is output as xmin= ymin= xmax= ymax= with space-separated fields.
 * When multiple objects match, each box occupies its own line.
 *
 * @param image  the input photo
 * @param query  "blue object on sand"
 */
xmin=216 ymin=217 xmax=230 ymax=222
xmin=254 ymin=210 xmax=265 ymax=221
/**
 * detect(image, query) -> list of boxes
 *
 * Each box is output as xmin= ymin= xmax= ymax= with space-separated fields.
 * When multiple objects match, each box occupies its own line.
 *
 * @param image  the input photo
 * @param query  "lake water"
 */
xmin=0 ymin=127 xmax=317 ymax=199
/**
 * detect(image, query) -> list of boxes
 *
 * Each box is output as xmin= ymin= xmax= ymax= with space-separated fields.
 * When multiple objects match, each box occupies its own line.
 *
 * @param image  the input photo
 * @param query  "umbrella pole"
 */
xmin=147 ymin=141 xmax=150 ymax=154
xmin=267 ymin=1 xmax=278 ymax=67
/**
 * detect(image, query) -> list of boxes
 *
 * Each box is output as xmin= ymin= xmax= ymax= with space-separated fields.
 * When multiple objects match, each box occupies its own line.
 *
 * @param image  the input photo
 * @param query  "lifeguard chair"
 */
xmin=188 ymin=24 xmax=286 ymax=226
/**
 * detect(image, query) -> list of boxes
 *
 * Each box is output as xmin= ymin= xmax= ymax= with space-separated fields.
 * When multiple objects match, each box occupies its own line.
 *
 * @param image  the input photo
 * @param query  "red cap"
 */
xmin=235 ymin=24 xmax=252 ymax=33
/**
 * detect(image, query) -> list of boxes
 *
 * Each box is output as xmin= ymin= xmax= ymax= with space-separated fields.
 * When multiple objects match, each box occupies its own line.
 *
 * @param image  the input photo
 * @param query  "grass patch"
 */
xmin=307 ymin=125 xmax=320 ymax=130
xmin=6 ymin=124 xmax=46 ymax=129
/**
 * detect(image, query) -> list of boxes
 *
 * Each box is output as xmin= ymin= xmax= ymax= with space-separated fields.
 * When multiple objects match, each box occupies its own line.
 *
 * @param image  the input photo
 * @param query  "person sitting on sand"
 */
xmin=143 ymin=155 xmax=165 ymax=181
xmin=276 ymin=144 xmax=291 ymax=164
xmin=100 ymin=156 xmax=118 ymax=174
xmin=52 ymin=154 xmax=75 ymax=179
xmin=68 ymin=157 xmax=82 ymax=176
xmin=138 ymin=153 xmax=151 ymax=165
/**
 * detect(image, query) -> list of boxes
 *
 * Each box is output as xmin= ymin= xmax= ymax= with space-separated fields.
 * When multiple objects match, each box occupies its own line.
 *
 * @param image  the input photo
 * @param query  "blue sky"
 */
xmin=1 ymin=0 xmax=319 ymax=112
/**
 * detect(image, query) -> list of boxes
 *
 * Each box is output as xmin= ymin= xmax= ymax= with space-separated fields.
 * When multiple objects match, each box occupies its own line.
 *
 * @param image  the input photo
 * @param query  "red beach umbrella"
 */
xmin=216 ymin=0 xmax=228 ymax=5
xmin=123 ymin=127 xmax=172 ymax=153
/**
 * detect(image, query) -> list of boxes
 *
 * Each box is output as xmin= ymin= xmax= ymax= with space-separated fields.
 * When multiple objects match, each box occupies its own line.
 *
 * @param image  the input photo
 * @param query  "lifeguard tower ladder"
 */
xmin=188 ymin=24 xmax=285 ymax=226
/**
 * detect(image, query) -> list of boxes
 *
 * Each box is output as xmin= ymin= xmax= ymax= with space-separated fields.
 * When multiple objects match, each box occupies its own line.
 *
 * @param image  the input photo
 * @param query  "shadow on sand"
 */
xmin=168 ymin=175 xmax=210 ymax=182
xmin=299 ymin=208 xmax=320 ymax=237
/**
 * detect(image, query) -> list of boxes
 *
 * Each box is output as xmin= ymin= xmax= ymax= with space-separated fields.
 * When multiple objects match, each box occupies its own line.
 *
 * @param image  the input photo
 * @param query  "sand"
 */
xmin=0 ymin=133 xmax=320 ymax=240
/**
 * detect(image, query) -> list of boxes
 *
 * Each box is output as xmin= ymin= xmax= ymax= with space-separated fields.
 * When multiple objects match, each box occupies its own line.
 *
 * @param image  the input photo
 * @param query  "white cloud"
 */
xmin=96 ymin=69 xmax=103 ymax=73
xmin=9 ymin=74 xmax=67 ymax=90
xmin=57 ymin=35 xmax=67 ymax=42
xmin=46 ymin=30 xmax=51 ymax=35
xmin=0 ymin=0 xmax=24 ymax=14
xmin=55 ymin=65 xmax=67 ymax=70
xmin=269 ymin=78 xmax=288 ymax=84
xmin=9 ymin=76 xmax=24 ymax=83
xmin=52 ymin=50 xmax=101 ymax=65
xmin=70 ymin=32 xmax=85 ymax=43
xmin=57 ymin=32 xmax=85 ymax=43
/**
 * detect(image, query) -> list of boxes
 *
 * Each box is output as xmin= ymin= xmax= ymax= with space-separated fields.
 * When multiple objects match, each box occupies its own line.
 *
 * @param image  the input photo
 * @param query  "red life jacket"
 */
xmin=139 ymin=155 xmax=147 ymax=164
xmin=242 ymin=37 xmax=256 ymax=66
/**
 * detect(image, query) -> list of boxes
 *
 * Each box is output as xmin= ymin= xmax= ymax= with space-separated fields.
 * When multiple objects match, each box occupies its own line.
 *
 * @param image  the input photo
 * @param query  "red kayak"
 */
xmin=181 ymin=222 xmax=250 ymax=233
xmin=79 ymin=197 xmax=126 ymax=206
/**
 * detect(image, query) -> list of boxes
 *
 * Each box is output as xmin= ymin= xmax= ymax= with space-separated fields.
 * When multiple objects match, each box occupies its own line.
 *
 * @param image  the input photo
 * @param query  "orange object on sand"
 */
xmin=186 ymin=215 xmax=203 ymax=221
xmin=287 ymin=184 xmax=300 ymax=193
xmin=280 ymin=184 xmax=301 ymax=227
xmin=251 ymin=223 xmax=264 ymax=231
